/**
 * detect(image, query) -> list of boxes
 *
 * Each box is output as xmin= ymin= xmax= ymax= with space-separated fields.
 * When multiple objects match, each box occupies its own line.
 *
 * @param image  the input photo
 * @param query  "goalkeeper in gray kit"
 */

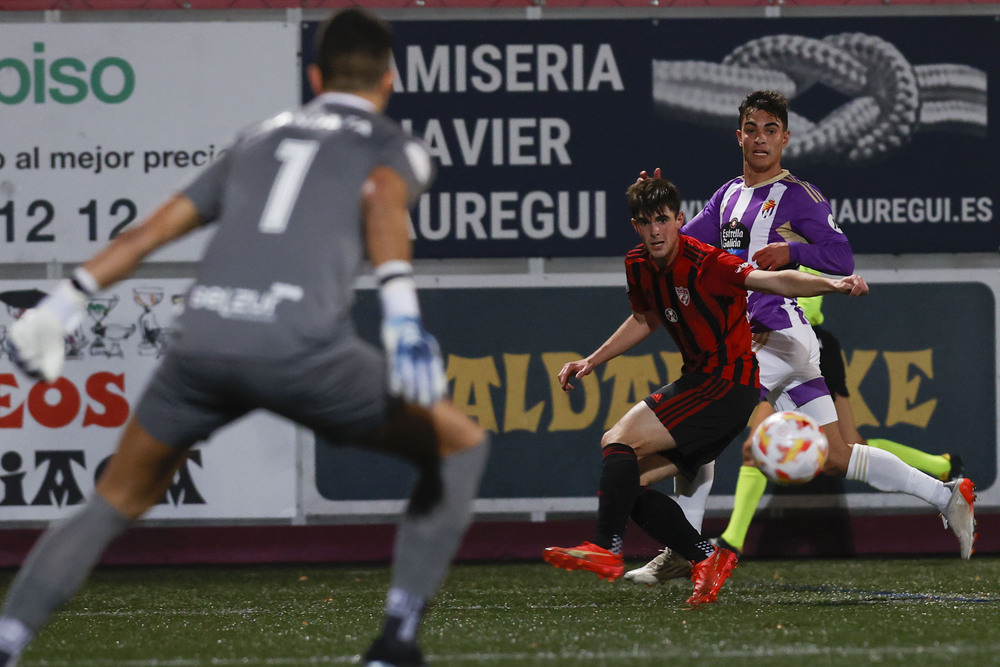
xmin=0 ymin=9 xmax=488 ymax=667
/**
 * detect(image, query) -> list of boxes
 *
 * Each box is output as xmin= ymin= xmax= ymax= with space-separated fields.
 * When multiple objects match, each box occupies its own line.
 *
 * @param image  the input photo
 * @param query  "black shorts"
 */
xmin=643 ymin=372 xmax=759 ymax=481
xmin=813 ymin=325 xmax=849 ymax=398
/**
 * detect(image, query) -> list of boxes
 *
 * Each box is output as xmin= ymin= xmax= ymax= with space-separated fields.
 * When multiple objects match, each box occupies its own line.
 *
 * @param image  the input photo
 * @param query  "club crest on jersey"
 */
xmin=664 ymin=308 xmax=679 ymax=323
xmin=675 ymin=286 xmax=691 ymax=306
xmin=761 ymin=199 xmax=777 ymax=217
xmin=721 ymin=219 xmax=749 ymax=253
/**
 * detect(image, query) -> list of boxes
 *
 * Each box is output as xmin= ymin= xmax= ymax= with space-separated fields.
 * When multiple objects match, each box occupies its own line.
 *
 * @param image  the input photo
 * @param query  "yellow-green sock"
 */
xmin=866 ymin=438 xmax=950 ymax=481
xmin=719 ymin=465 xmax=768 ymax=552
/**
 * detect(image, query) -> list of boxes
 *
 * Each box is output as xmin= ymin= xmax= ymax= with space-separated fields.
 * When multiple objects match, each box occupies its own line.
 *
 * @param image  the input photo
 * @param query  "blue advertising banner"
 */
xmin=314 ymin=280 xmax=996 ymax=507
xmin=303 ymin=16 xmax=996 ymax=258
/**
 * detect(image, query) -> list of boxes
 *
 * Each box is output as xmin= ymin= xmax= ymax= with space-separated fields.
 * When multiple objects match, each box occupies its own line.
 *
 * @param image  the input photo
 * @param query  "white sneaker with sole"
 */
xmin=941 ymin=478 xmax=977 ymax=559
xmin=623 ymin=548 xmax=691 ymax=585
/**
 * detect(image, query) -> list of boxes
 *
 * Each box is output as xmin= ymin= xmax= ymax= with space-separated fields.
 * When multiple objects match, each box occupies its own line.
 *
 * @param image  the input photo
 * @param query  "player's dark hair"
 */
xmin=626 ymin=177 xmax=681 ymax=219
xmin=315 ymin=9 xmax=394 ymax=92
xmin=738 ymin=90 xmax=789 ymax=130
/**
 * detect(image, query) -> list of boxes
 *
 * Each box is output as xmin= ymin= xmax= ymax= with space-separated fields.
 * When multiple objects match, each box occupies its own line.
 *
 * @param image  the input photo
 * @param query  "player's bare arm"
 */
xmin=362 ymin=165 xmax=412 ymax=266
xmin=364 ymin=164 xmax=449 ymax=408
xmin=82 ymin=194 xmax=203 ymax=290
xmin=745 ymin=269 xmax=869 ymax=298
xmin=558 ymin=310 xmax=658 ymax=391
xmin=6 ymin=193 xmax=203 ymax=382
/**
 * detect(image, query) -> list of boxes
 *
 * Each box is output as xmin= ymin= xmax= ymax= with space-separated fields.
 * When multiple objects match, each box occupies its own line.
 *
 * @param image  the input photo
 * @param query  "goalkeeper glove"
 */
xmin=8 ymin=269 xmax=95 ymax=382
xmin=381 ymin=315 xmax=447 ymax=407
xmin=377 ymin=261 xmax=447 ymax=407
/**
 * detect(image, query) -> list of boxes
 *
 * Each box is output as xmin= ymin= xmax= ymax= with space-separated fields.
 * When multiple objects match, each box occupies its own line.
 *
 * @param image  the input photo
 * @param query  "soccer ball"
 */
xmin=750 ymin=410 xmax=829 ymax=484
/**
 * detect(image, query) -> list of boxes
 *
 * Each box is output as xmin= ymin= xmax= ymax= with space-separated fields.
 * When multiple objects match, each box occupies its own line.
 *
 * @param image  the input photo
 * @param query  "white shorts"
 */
xmin=753 ymin=320 xmax=838 ymax=426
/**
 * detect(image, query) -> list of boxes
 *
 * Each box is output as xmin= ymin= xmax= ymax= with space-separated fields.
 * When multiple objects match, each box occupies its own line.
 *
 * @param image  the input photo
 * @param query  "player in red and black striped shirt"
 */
xmin=543 ymin=177 xmax=868 ymax=606
xmin=624 ymin=230 xmax=758 ymax=386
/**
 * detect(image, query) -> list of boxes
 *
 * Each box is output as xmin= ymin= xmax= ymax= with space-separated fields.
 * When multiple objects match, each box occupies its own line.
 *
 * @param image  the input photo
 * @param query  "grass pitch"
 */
xmin=3 ymin=557 xmax=998 ymax=666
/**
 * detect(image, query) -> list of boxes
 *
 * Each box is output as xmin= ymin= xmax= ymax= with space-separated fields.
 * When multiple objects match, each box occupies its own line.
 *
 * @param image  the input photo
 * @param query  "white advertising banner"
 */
xmin=0 ymin=279 xmax=298 ymax=522
xmin=0 ymin=22 xmax=300 ymax=262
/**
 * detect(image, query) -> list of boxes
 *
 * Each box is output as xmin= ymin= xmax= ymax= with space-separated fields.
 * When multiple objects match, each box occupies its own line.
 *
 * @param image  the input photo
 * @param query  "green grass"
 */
xmin=4 ymin=558 xmax=999 ymax=666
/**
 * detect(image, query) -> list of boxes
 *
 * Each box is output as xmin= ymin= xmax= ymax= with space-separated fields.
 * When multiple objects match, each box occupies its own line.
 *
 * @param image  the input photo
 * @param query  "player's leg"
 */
xmin=0 ymin=352 xmax=238 ymax=665
xmin=771 ymin=334 xmax=947 ymax=503
xmin=627 ymin=461 xmax=717 ymax=589
xmin=628 ymin=376 xmax=754 ymax=603
xmin=834 ymin=393 xmax=955 ymax=481
xmin=673 ymin=461 xmax=715 ymax=534
xmin=719 ymin=325 xmax=836 ymax=555
xmin=716 ymin=401 xmax=771 ymax=555
xmin=273 ymin=334 xmax=487 ymax=666
xmin=817 ymin=326 xmax=957 ymax=482
xmin=591 ymin=400 xmax=678 ymax=567
xmin=638 ymin=455 xmax=716 ymax=534
xmin=555 ymin=374 xmax=752 ymax=604
xmin=257 ymin=335 xmax=489 ymax=666
xmin=544 ymin=402 xmax=712 ymax=582
xmin=543 ymin=395 xmax=688 ymax=581
xmin=623 ymin=457 xmax=703 ymax=585
xmin=0 ymin=418 xmax=191 ymax=664
xmin=866 ymin=437 xmax=956 ymax=481
xmin=336 ymin=349 xmax=486 ymax=667
xmin=832 ymin=427 xmax=974 ymax=557
xmin=769 ymin=373 xmax=975 ymax=558
xmin=788 ymin=328 xmax=975 ymax=558
xmin=836 ymin=430 xmax=974 ymax=553
xmin=817 ymin=394 xmax=952 ymax=511
xmin=364 ymin=399 xmax=488 ymax=663
xmin=593 ymin=381 xmax=736 ymax=566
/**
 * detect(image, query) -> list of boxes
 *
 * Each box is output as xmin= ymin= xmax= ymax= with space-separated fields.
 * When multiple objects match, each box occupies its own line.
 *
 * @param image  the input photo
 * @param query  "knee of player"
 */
xmin=599 ymin=429 xmax=628 ymax=449
xmin=454 ymin=424 xmax=487 ymax=454
xmin=428 ymin=400 xmax=486 ymax=455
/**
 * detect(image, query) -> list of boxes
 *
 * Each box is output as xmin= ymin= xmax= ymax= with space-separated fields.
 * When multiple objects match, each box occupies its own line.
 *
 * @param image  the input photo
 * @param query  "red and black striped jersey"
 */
xmin=625 ymin=235 xmax=759 ymax=387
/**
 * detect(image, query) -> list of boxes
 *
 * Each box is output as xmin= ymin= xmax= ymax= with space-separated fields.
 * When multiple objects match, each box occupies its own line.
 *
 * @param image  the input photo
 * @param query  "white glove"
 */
xmin=8 ymin=280 xmax=88 ymax=382
xmin=381 ymin=315 xmax=447 ymax=407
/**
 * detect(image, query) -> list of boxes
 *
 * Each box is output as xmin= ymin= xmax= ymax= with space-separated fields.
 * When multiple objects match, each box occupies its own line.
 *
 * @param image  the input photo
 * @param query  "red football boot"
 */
xmin=543 ymin=542 xmax=625 ymax=581
xmin=686 ymin=546 xmax=738 ymax=606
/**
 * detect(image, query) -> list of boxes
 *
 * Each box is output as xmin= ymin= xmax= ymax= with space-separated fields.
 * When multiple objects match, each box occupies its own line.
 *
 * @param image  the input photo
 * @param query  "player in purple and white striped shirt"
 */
xmin=626 ymin=90 xmax=976 ymax=586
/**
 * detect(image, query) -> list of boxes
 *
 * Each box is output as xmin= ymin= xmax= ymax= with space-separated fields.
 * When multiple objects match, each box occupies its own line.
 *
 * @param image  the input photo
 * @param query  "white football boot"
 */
xmin=623 ymin=547 xmax=691 ymax=586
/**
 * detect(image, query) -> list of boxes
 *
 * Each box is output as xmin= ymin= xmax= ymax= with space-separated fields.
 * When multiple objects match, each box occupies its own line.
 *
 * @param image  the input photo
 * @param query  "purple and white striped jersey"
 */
xmin=681 ymin=169 xmax=854 ymax=333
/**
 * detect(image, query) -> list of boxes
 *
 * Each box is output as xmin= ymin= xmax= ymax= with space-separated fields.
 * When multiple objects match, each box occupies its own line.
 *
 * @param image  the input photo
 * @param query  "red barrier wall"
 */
xmin=0 ymin=512 xmax=993 ymax=567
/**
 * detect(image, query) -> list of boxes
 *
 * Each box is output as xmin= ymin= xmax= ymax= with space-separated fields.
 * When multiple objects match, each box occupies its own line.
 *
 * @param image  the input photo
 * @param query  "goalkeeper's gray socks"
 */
xmin=390 ymin=435 xmax=490 ymax=601
xmin=0 ymin=494 xmax=131 ymax=654
xmin=380 ymin=587 xmax=426 ymax=644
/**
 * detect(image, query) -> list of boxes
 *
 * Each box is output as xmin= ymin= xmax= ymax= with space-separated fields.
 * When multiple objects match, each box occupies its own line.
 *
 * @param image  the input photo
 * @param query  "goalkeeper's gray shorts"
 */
xmin=134 ymin=337 xmax=389 ymax=449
